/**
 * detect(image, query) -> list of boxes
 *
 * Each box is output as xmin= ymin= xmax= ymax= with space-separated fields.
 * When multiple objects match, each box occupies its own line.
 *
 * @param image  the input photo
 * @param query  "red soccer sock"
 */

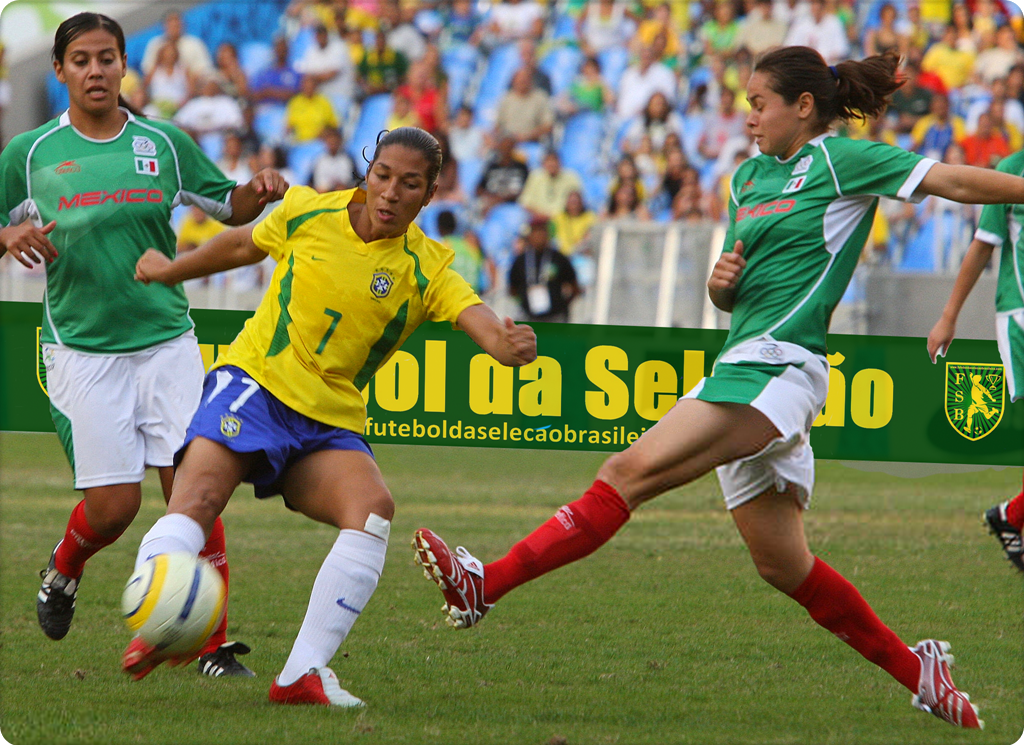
xmin=53 ymin=500 xmax=124 ymax=579
xmin=483 ymin=479 xmax=631 ymax=604
xmin=789 ymin=557 xmax=921 ymax=692
xmin=199 ymin=516 xmax=230 ymax=653
xmin=1004 ymin=476 xmax=1024 ymax=530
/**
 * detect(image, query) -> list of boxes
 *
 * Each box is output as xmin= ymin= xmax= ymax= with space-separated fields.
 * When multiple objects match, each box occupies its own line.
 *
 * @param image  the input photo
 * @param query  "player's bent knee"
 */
xmin=598 ymin=449 xmax=650 ymax=492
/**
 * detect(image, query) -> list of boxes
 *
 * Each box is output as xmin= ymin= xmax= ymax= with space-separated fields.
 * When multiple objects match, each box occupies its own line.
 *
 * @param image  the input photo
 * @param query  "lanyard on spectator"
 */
xmin=526 ymin=250 xmax=552 ymax=287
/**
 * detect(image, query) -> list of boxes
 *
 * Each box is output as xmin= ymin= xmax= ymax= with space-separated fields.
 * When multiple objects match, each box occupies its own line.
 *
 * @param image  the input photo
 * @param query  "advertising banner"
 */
xmin=2 ymin=301 xmax=1020 ymax=465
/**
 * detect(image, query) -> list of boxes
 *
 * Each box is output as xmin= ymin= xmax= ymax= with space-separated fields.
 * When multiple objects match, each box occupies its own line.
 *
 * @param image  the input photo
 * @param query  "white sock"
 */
xmin=134 ymin=513 xmax=206 ymax=572
xmin=276 ymin=529 xmax=387 ymax=686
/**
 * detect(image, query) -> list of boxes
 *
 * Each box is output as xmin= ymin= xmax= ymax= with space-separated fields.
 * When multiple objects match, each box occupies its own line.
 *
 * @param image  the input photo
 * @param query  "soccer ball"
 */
xmin=121 ymin=553 xmax=225 ymax=657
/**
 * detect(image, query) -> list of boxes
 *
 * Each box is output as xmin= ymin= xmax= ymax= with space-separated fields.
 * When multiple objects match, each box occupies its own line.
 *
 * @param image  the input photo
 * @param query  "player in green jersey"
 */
xmin=118 ymin=127 xmax=536 ymax=704
xmin=928 ymin=150 xmax=1024 ymax=575
xmin=414 ymin=47 xmax=1024 ymax=731
xmin=0 ymin=12 xmax=287 ymax=676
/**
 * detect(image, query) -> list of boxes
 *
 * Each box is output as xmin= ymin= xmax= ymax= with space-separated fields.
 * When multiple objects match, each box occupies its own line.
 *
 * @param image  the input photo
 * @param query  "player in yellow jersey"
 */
xmin=121 ymin=127 xmax=537 ymax=705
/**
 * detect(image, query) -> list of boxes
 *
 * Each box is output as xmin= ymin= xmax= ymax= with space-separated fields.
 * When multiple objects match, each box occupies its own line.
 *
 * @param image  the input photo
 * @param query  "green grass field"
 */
xmin=1 ymin=432 xmax=1021 ymax=745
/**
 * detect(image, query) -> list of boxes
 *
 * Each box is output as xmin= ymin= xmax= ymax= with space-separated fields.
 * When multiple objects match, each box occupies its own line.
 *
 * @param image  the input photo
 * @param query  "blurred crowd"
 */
xmin=5 ymin=0 xmax=1024 ymax=311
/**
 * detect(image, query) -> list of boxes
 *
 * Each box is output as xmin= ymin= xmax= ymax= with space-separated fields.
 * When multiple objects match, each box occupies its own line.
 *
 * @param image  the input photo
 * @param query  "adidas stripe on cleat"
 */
xmin=910 ymin=639 xmax=983 ymax=729
xmin=413 ymin=528 xmax=492 ymax=629
xmin=269 ymin=667 xmax=364 ymax=707
xmin=37 ymin=542 xmax=79 ymax=641
xmin=198 ymin=641 xmax=256 ymax=678
xmin=984 ymin=501 xmax=1024 ymax=574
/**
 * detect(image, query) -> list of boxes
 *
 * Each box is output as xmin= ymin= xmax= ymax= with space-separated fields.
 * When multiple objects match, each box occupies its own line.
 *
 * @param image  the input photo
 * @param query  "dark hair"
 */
xmin=753 ymin=46 xmax=902 ymax=125
xmin=368 ymin=127 xmax=444 ymax=188
xmin=437 ymin=209 xmax=457 ymax=235
xmin=52 ymin=13 xmax=143 ymax=117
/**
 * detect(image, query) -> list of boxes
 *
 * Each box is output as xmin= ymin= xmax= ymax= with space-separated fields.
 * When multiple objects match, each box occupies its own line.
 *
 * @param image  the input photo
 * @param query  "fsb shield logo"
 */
xmin=945 ymin=362 xmax=1005 ymax=440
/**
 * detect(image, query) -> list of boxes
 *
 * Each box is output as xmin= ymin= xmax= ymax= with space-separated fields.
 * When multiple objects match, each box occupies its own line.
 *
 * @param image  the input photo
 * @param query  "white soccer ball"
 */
xmin=122 ymin=553 xmax=225 ymax=657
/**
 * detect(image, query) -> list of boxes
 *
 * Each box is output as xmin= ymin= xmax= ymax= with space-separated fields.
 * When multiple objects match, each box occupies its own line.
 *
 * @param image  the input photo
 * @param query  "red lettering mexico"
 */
xmin=57 ymin=190 xmax=164 ymax=211
xmin=736 ymin=199 xmax=796 ymax=222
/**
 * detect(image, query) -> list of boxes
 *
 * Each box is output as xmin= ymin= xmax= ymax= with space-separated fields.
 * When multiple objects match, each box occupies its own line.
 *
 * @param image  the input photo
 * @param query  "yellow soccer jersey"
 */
xmin=213 ymin=186 xmax=482 ymax=431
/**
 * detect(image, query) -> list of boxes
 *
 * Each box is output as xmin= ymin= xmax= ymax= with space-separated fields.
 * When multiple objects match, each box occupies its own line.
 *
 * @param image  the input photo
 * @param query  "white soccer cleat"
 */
xmin=269 ymin=667 xmax=365 ymax=707
xmin=413 ymin=528 xmax=492 ymax=629
xmin=910 ymin=639 xmax=983 ymax=729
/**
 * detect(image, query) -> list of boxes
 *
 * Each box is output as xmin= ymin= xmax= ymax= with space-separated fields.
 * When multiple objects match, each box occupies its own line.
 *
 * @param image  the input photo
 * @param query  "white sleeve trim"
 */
xmin=179 ymin=190 xmax=234 ymax=222
xmin=896 ymin=158 xmax=937 ymax=203
xmin=974 ymin=228 xmax=1002 ymax=247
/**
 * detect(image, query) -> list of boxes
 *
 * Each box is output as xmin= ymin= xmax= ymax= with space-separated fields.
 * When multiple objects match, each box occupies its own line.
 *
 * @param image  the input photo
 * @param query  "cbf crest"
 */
xmin=370 ymin=270 xmax=394 ymax=299
xmin=220 ymin=413 xmax=242 ymax=438
xmin=945 ymin=362 xmax=1005 ymax=440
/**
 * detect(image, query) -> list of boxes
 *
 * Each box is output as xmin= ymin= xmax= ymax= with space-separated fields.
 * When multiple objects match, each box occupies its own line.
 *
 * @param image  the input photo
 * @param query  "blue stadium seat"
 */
xmin=288 ymin=139 xmax=328 ymax=187
xmin=47 ymin=73 xmax=70 ymax=117
xmin=597 ymin=45 xmax=630 ymax=92
xmin=199 ymin=133 xmax=225 ymax=163
xmin=442 ymin=43 xmax=482 ymax=114
xmin=550 ymin=13 xmax=578 ymax=41
xmin=897 ymin=217 xmax=936 ymax=272
xmin=582 ymin=172 xmax=610 ymax=212
xmin=458 ymin=157 xmax=486 ymax=194
xmin=478 ymin=203 xmax=528 ymax=268
xmin=518 ymin=141 xmax=545 ymax=171
xmin=473 ymin=43 xmax=522 ymax=128
xmin=240 ymin=41 xmax=274 ymax=80
xmin=347 ymin=94 xmax=393 ymax=163
xmin=254 ymin=103 xmax=288 ymax=145
xmin=559 ymin=111 xmax=605 ymax=176
xmin=416 ymin=201 xmax=468 ymax=240
xmin=289 ymin=26 xmax=315 ymax=68
xmin=539 ymin=45 xmax=583 ymax=97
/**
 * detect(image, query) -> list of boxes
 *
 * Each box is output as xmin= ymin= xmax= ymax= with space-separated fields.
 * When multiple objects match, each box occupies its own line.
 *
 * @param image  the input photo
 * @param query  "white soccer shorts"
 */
xmin=43 ymin=331 xmax=204 ymax=489
xmin=995 ymin=308 xmax=1024 ymax=403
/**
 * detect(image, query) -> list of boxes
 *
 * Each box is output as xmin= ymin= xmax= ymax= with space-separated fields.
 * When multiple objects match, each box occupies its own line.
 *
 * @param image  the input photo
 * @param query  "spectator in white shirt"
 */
xmin=173 ymin=76 xmax=244 ymax=137
xmin=311 ymin=127 xmax=358 ymax=192
xmin=295 ymin=24 xmax=355 ymax=103
xmin=141 ymin=10 xmax=213 ymax=77
xmin=784 ymin=0 xmax=849 ymax=64
xmin=487 ymin=0 xmax=546 ymax=43
xmin=615 ymin=45 xmax=676 ymax=122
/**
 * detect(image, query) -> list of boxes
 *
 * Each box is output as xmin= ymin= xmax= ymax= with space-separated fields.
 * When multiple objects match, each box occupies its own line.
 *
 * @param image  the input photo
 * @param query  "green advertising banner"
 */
xmin=2 ymin=300 xmax=1021 ymax=465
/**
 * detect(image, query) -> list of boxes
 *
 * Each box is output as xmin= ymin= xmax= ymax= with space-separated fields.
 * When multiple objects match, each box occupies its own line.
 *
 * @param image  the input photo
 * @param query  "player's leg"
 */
xmin=38 ymin=347 xmax=146 ymax=640
xmin=985 ymin=310 xmax=1024 ymax=572
xmin=414 ymin=398 xmax=780 ymax=628
xmin=731 ymin=486 xmax=982 ymax=728
xmin=269 ymin=448 xmax=391 ymax=707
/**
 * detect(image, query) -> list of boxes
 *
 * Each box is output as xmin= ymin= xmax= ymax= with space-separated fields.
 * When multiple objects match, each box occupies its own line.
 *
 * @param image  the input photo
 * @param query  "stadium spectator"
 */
xmin=699 ymin=87 xmax=746 ymax=162
xmin=143 ymin=41 xmax=194 ymax=119
xmin=173 ymin=76 xmax=244 ymax=138
xmin=311 ymin=126 xmax=358 ymax=192
xmin=508 ymin=216 xmax=579 ymax=322
xmin=552 ymin=189 xmax=596 ymax=256
xmin=615 ymin=45 xmax=675 ymax=122
xmin=295 ymin=23 xmax=355 ymax=102
xmin=577 ymin=0 xmax=636 ymax=56
xmin=911 ymin=92 xmax=966 ymax=160
xmin=733 ymin=0 xmax=788 ymax=55
xmin=440 ymin=0 xmax=485 ymax=47
xmin=633 ymin=3 xmax=681 ymax=62
xmin=518 ymin=39 xmax=552 ymax=94
xmin=605 ymin=180 xmax=650 ymax=220
xmin=395 ymin=60 xmax=447 ymax=135
xmin=250 ymin=36 xmax=301 ymax=105
xmin=607 ymin=153 xmax=646 ymax=203
xmin=889 ymin=59 xmax=933 ymax=134
xmin=987 ymin=96 xmax=1024 ymax=149
xmin=448 ymin=105 xmax=485 ymax=162
xmin=176 ymin=204 xmax=227 ymax=256
xmin=863 ymin=2 xmax=908 ymax=57
xmin=967 ymin=78 xmax=1024 ymax=135
xmin=518 ymin=151 xmax=583 ymax=219
xmin=218 ymin=131 xmax=254 ymax=184
xmin=381 ymin=0 xmax=428 ymax=63
xmin=477 ymin=136 xmax=530 ymax=213
xmin=387 ymin=90 xmax=419 ymax=130
xmin=699 ymin=0 xmax=741 ymax=57
xmin=653 ymin=148 xmax=690 ymax=208
xmin=359 ymin=28 xmax=409 ymax=96
xmin=494 ymin=67 xmax=554 ymax=145
xmin=438 ymin=209 xmax=492 ymax=292
xmin=922 ymin=25 xmax=977 ymax=91
xmin=784 ymin=0 xmax=849 ymax=64
xmin=557 ymin=56 xmax=615 ymax=116
xmin=620 ymin=91 xmax=683 ymax=155
xmin=433 ymin=158 xmax=469 ymax=204
xmin=950 ymin=2 xmax=977 ymax=53
xmin=285 ymin=74 xmax=339 ymax=142
xmin=961 ymin=111 xmax=1011 ymax=167
xmin=975 ymin=24 xmax=1024 ymax=84
xmin=486 ymin=0 xmax=546 ymax=44
xmin=670 ymin=167 xmax=718 ymax=221
xmin=211 ymin=42 xmax=249 ymax=101
xmin=141 ymin=10 xmax=213 ymax=77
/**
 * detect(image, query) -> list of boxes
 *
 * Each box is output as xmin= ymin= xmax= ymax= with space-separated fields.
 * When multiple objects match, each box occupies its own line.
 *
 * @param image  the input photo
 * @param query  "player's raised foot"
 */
xmin=910 ymin=639 xmax=983 ymax=729
xmin=198 ymin=641 xmax=256 ymax=678
xmin=268 ymin=667 xmax=365 ymax=707
xmin=412 ymin=528 xmax=492 ymax=629
xmin=984 ymin=501 xmax=1024 ymax=573
xmin=122 ymin=636 xmax=182 ymax=681
xmin=37 ymin=541 xmax=79 ymax=641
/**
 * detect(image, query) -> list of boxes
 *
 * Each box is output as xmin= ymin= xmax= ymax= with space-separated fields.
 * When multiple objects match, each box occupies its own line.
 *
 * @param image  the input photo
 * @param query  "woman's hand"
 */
xmin=707 ymin=241 xmax=746 ymax=311
xmin=498 ymin=316 xmax=538 ymax=366
xmin=135 ymin=249 xmax=173 ymax=285
xmin=249 ymin=168 xmax=290 ymax=206
xmin=927 ymin=315 xmax=956 ymax=364
xmin=458 ymin=304 xmax=538 ymax=367
xmin=1 ymin=221 xmax=58 ymax=268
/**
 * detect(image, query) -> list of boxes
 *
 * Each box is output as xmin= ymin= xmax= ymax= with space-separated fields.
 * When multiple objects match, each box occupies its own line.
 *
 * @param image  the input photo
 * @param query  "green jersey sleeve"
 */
xmin=821 ymin=138 xmax=935 ymax=203
xmin=0 ymin=134 xmax=33 ymax=228
xmin=975 ymin=203 xmax=1007 ymax=247
xmin=157 ymin=122 xmax=237 ymax=221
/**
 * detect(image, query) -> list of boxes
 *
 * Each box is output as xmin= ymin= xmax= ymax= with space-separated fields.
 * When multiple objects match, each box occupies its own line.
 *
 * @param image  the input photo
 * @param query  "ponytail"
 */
xmin=754 ymin=46 xmax=902 ymax=126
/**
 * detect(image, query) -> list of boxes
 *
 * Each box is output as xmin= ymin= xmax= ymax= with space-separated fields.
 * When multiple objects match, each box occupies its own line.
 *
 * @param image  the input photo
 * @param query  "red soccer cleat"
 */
xmin=268 ymin=667 xmax=364 ymax=707
xmin=910 ymin=639 xmax=984 ymax=729
xmin=122 ymin=637 xmax=199 ymax=681
xmin=412 ymin=528 xmax=492 ymax=629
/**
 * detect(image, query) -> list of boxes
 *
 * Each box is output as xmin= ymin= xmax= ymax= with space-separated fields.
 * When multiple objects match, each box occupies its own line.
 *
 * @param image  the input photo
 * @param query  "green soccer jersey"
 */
xmin=974 ymin=151 xmax=1024 ymax=313
xmin=0 ymin=110 xmax=236 ymax=353
xmin=723 ymin=134 xmax=934 ymax=357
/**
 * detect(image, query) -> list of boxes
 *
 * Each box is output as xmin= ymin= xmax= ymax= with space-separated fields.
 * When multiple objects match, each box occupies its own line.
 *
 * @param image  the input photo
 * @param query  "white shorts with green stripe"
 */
xmin=995 ymin=308 xmax=1024 ymax=403
xmin=683 ymin=340 xmax=829 ymax=512
xmin=44 ymin=331 xmax=204 ymax=489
